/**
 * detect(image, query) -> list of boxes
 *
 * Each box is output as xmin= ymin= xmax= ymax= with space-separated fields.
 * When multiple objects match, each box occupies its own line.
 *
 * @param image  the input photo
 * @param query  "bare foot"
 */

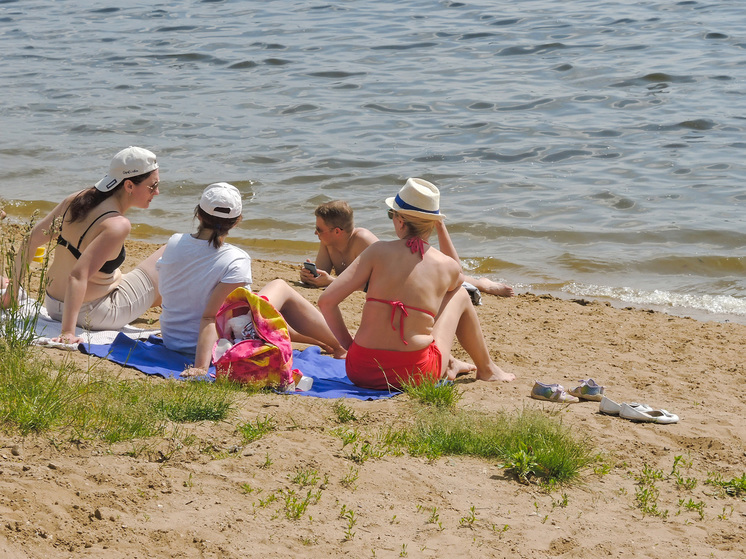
xmin=470 ymin=277 xmax=515 ymax=297
xmin=482 ymin=281 xmax=515 ymax=297
xmin=476 ymin=363 xmax=516 ymax=382
xmin=487 ymin=282 xmax=514 ymax=297
xmin=180 ymin=367 xmax=207 ymax=378
xmin=315 ymin=341 xmax=347 ymax=359
xmin=445 ymin=357 xmax=477 ymax=380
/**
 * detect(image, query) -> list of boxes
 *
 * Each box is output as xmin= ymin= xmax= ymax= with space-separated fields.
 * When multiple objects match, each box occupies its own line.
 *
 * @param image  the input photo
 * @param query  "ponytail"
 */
xmin=194 ymin=206 xmax=241 ymax=249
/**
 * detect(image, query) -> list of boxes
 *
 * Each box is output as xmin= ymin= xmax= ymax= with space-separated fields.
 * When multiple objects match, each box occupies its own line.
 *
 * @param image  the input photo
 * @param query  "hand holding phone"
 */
xmin=303 ymin=261 xmax=319 ymax=277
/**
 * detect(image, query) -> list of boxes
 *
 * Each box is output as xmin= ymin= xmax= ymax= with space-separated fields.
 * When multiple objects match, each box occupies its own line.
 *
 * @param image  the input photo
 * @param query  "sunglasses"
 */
xmin=146 ymin=180 xmax=160 ymax=193
xmin=315 ymin=225 xmax=339 ymax=234
xmin=387 ymin=209 xmax=395 ymax=220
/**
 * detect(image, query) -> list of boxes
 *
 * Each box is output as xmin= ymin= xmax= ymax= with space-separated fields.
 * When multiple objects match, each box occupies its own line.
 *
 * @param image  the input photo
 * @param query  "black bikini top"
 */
xmin=57 ymin=209 xmax=126 ymax=274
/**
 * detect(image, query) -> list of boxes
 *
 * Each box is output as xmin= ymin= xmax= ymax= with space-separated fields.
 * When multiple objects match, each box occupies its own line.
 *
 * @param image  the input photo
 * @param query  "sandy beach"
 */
xmin=1 ymin=238 xmax=745 ymax=558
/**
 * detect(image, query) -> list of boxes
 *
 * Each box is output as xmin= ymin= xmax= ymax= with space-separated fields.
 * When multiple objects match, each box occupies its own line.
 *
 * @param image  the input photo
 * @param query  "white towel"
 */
xmin=2 ymin=298 xmax=159 ymax=350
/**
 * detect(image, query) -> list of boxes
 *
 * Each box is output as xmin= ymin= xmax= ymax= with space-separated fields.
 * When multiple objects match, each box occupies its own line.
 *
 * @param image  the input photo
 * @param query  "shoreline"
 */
xmin=2 ymin=208 xmax=744 ymax=326
xmin=131 ymin=236 xmax=746 ymax=328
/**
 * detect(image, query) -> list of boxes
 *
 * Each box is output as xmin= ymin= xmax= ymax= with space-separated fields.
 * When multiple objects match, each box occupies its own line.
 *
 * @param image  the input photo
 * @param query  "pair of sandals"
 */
xmin=530 ymin=380 xmax=679 ymax=424
xmin=599 ymin=396 xmax=679 ymax=424
xmin=530 ymin=378 xmax=604 ymax=404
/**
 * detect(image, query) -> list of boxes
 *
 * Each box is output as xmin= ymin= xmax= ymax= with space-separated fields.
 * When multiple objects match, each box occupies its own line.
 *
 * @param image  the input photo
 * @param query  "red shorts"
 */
xmin=346 ymin=341 xmax=443 ymax=390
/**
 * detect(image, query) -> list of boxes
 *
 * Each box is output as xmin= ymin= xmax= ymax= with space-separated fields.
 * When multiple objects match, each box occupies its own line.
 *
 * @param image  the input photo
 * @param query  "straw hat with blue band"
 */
xmin=385 ymin=178 xmax=446 ymax=221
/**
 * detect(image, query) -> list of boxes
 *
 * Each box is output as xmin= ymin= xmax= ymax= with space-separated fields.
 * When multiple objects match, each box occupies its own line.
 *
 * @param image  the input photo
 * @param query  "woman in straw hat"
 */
xmin=157 ymin=182 xmax=346 ymax=377
xmin=1 ymin=146 xmax=165 ymax=344
xmin=318 ymin=178 xmax=515 ymax=390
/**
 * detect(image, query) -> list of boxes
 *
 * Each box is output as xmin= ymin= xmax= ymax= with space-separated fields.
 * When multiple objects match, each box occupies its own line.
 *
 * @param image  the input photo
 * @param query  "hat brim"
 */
xmin=95 ymin=175 xmax=119 ymax=192
xmin=94 ymin=161 xmax=159 ymax=192
xmin=385 ymin=196 xmax=445 ymax=221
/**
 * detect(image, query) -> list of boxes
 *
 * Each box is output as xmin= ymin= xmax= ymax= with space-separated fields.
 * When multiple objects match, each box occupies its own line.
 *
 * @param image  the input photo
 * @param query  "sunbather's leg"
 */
xmin=135 ymin=245 xmax=166 ymax=307
xmin=465 ymin=275 xmax=515 ymax=297
xmin=432 ymin=287 xmax=515 ymax=382
xmin=258 ymin=279 xmax=346 ymax=359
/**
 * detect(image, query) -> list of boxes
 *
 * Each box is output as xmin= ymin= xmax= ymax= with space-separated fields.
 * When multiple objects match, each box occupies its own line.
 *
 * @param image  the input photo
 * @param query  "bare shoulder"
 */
xmin=353 ymin=227 xmax=378 ymax=244
xmin=430 ymin=247 xmax=462 ymax=273
xmin=99 ymin=213 xmax=131 ymax=239
xmin=350 ymin=227 xmax=378 ymax=255
xmin=55 ymin=190 xmax=86 ymax=217
xmin=356 ymin=239 xmax=388 ymax=264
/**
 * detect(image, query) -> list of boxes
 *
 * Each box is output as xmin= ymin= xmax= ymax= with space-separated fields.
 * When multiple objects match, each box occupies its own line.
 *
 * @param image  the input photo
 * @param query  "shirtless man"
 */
xmin=301 ymin=200 xmax=515 ymax=299
xmin=299 ymin=200 xmax=378 ymax=288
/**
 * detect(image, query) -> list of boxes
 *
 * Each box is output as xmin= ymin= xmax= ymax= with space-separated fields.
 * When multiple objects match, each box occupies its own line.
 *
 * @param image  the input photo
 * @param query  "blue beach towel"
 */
xmin=79 ymin=334 xmax=397 ymax=401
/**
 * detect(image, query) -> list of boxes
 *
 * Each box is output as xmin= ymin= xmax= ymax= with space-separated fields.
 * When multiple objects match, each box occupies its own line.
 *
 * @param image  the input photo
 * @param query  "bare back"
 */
xmin=353 ymin=239 xmax=461 ymax=351
xmin=44 ymin=193 xmax=128 ymax=302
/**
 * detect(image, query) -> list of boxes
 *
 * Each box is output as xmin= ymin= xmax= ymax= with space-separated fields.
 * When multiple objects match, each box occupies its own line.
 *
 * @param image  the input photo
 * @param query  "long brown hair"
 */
xmin=66 ymin=170 xmax=155 ymax=222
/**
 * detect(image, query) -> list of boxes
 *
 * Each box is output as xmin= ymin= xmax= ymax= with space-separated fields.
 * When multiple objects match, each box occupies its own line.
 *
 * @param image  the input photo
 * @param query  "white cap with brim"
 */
xmin=385 ymin=177 xmax=445 ymax=221
xmin=200 ymin=182 xmax=242 ymax=219
xmin=95 ymin=146 xmax=159 ymax=192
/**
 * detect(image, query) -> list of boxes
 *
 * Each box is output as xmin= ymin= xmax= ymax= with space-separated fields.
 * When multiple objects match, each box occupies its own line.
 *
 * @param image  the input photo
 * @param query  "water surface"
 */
xmin=1 ymin=0 xmax=744 ymax=321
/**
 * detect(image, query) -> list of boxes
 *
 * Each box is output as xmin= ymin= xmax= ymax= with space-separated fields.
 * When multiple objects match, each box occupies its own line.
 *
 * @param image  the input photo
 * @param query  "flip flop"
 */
xmin=619 ymin=403 xmax=679 ymax=424
xmin=599 ymin=397 xmax=652 ymax=416
xmin=569 ymin=378 xmax=605 ymax=401
xmin=530 ymin=381 xmax=580 ymax=403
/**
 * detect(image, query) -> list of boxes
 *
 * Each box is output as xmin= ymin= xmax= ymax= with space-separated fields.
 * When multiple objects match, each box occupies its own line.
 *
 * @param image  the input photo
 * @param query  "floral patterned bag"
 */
xmin=212 ymin=287 xmax=300 ymax=389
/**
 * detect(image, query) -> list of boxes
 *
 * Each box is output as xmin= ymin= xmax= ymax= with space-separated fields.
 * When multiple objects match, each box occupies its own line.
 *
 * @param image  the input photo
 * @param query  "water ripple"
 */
xmin=371 ymin=42 xmax=438 ymax=51
xmin=1 ymin=0 xmax=744 ymax=317
xmin=497 ymin=43 xmax=567 ymax=56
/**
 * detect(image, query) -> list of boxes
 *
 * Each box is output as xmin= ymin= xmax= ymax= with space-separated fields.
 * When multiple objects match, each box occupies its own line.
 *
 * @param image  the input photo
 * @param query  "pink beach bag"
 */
xmin=212 ymin=287 xmax=299 ymax=389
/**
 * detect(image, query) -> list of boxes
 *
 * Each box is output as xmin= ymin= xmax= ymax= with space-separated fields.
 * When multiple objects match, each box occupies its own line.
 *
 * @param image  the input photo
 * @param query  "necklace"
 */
xmin=338 ymin=232 xmax=353 ymax=269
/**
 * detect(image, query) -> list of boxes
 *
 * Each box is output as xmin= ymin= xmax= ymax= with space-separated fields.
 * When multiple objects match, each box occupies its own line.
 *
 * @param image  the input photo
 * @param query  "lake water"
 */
xmin=1 ymin=0 xmax=745 ymax=323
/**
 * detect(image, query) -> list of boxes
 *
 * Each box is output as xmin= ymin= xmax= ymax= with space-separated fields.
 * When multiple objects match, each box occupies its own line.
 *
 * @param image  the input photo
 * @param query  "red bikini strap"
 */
xmin=388 ymin=301 xmax=409 ymax=345
xmin=366 ymin=297 xmax=410 ymax=345
xmin=405 ymin=237 xmax=428 ymax=258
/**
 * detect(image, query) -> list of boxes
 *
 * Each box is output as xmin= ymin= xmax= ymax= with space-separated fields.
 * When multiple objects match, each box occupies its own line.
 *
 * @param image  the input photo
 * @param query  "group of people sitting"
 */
xmin=2 ymin=146 xmax=515 ymax=389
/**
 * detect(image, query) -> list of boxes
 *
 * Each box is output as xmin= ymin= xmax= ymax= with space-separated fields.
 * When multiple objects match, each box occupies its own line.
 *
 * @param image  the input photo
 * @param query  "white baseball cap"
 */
xmin=95 ymin=146 xmax=159 ymax=192
xmin=200 ymin=182 xmax=242 ymax=218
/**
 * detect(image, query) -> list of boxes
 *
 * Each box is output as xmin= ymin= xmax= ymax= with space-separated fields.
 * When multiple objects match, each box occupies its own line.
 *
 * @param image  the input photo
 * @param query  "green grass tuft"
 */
xmin=150 ymin=380 xmax=234 ymax=422
xmin=400 ymin=378 xmax=462 ymax=408
xmin=402 ymin=407 xmax=593 ymax=484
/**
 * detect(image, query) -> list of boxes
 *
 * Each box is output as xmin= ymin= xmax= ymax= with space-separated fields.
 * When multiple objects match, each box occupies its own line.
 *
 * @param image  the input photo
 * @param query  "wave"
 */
xmin=564 ymin=283 xmax=746 ymax=319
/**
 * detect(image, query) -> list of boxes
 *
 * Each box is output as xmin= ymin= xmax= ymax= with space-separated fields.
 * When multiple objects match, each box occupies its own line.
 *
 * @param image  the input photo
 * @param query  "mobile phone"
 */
xmin=303 ymin=262 xmax=319 ymax=277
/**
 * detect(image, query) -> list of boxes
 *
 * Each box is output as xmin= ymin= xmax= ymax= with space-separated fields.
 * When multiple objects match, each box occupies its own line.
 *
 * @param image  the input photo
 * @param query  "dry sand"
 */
xmin=1 ymin=238 xmax=745 ymax=558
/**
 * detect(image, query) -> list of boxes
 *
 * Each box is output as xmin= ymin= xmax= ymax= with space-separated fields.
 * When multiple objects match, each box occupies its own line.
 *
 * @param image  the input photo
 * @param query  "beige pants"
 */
xmin=44 ymin=268 xmax=155 ymax=330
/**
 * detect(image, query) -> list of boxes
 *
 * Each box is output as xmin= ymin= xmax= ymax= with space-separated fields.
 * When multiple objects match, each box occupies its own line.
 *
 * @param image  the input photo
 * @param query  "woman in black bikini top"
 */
xmin=3 ymin=147 xmax=165 ymax=345
xmin=57 ymin=208 xmax=126 ymax=274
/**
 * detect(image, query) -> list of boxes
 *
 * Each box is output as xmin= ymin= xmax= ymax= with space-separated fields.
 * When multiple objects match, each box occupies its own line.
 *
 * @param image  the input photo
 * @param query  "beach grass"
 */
xmin=0 ymin=342 xmax=236 ymax=441
xmin=399 ymin=403 xmax=594 ymax=485
xmin=400 ymin=377 xmax=462 ymax=408
xmin=0 ymin=337 xmax=594 ymax=486
xmin=0 ymin=215 xmax=54 ymax=351
xmin=0 ymin=343 xmax=83 ymax=434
